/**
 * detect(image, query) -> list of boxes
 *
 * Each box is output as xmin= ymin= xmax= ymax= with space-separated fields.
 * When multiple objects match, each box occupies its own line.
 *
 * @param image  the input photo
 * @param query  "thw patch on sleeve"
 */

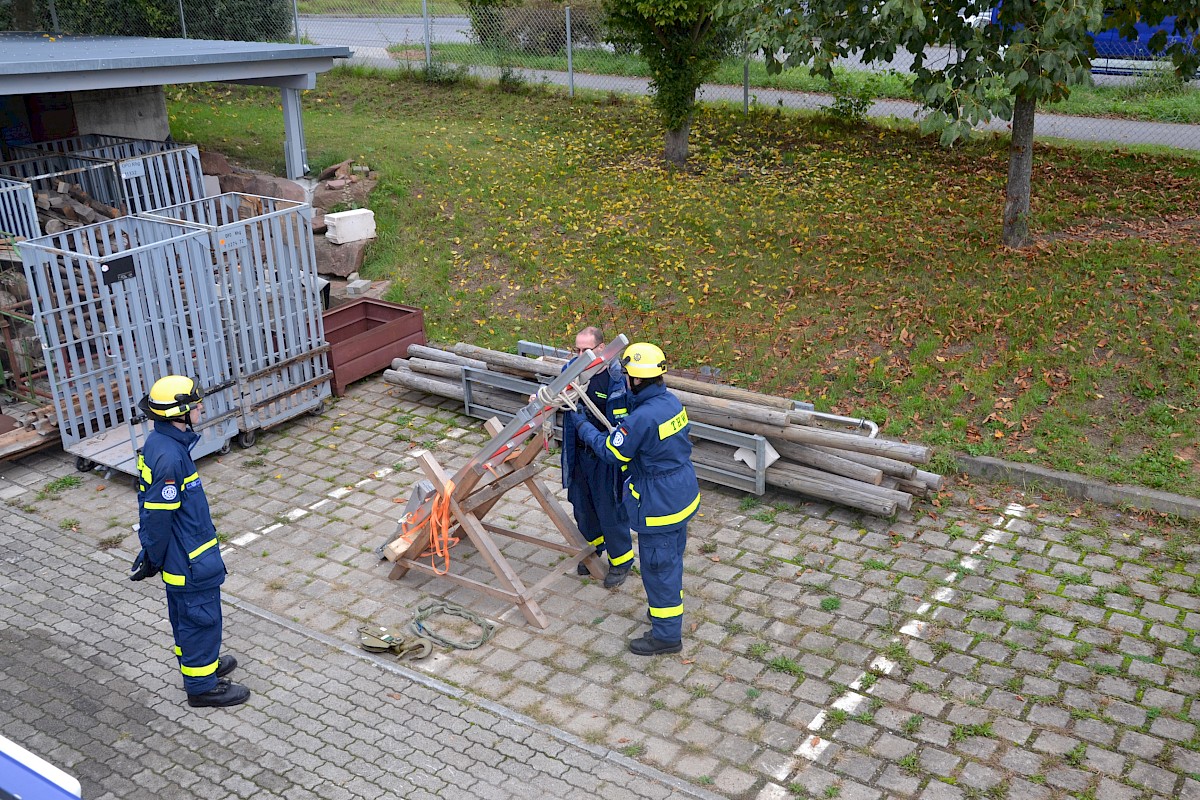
xmin=612 ymin=427 xmax=627 ymax=447
xmin=160 ymin=485 xmax=178 ymax=501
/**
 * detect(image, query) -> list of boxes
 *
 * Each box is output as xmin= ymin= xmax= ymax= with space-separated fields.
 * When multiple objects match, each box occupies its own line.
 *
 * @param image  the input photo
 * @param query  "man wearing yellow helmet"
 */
xmin=569 ymin=342 xmax=701 ymax=656
xmin=131 ymin=374 xmax=250 ymax=708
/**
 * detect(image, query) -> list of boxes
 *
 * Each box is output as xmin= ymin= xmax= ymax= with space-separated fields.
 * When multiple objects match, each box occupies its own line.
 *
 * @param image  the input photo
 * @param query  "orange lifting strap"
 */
xmin=400 ymin=480 xmax=458 ymax=575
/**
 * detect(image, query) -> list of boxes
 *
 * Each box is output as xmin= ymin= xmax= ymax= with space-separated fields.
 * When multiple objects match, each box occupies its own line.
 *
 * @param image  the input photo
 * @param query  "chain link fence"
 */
xmin=0 ymin=0 xmax=297 ymax=42
xmin=2 ymin=0 xmax=1199 ymax=150
xmin=297 ymin=1 xmax=1200 ymax=151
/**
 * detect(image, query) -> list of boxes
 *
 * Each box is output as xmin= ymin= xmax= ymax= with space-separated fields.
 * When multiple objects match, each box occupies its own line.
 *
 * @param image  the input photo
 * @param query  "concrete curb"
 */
xmin=956 ymin=454 xmax=1200 ymax=520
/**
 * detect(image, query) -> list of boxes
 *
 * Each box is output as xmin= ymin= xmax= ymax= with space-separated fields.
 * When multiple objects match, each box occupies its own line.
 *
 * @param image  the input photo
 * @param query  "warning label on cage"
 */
xmin=101 ymin=254 xmax=136 ymax=287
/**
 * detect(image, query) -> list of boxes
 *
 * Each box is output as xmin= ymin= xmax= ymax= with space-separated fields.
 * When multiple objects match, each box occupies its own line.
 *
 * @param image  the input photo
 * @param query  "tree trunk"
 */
xmin=1002 ymin=95 xmax=1036 ymax=248
xmin=13 ymin=0 xmax=36 ymax=29
xmin=664 ymin=114 xmax=692 ymax=166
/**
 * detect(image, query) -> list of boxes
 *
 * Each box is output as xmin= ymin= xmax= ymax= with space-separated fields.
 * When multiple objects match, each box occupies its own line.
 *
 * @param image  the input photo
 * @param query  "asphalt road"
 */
xmin=299 ymin=14 xmax=1199 ymax=150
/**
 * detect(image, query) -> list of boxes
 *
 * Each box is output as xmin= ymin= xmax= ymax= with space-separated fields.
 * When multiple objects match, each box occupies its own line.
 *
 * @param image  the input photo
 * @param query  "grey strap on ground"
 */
xmin=409 ymin=599 xmax=496 ymax=650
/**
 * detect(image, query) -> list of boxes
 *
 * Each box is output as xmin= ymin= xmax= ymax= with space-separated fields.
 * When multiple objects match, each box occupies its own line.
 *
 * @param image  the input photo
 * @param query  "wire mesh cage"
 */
xmin=14 ymin=135 xmax=206 ymax=214
xmin=18 ymin=216 xmax=240 ymax=474
xmin=140 ymin=193 xmax=332 ymax=440
xmin=0 ymin=176 xmax=39 ymax=242
xmin=0 ymin=152 xmax=125 ymax=233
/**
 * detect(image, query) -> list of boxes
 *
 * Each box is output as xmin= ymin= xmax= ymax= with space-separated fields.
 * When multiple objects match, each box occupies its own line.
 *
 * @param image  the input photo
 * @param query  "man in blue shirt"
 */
xmin=560 ymin=326 xmax=635 ymax=589
xmin=131 ymin=375 xmax=250 ymax=708
xmin=570 ymin=343 xmax=700 ymax=655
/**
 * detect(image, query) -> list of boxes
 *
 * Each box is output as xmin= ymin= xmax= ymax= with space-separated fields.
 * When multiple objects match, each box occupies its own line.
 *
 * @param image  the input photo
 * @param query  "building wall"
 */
xmin=71 ymin=86 xmax=170 ymax=141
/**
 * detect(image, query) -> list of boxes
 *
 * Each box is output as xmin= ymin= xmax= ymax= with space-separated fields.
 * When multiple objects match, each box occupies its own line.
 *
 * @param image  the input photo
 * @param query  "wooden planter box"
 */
xmin=323 ymin=298 xmax=426 ymax=396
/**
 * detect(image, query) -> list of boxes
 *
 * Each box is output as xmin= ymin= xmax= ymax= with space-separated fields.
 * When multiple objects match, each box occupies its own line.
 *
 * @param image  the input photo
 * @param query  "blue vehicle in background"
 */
xmin=987 ymin=5 xmax=1194 ymax=74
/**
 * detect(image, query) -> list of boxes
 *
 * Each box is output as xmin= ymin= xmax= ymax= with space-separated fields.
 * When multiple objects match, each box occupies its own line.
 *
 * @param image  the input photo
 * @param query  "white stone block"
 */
xmin=325 ymin=209 xmax=376 ymax=244
xmin=345 ymin=279 xmax=372 ymax=297
xmin=202 ymin=175 xmax=222 ymax=197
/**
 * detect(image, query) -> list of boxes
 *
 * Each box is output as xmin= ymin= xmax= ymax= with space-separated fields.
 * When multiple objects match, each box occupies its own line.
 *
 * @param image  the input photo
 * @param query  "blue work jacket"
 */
xmin=137 ymin=421 xmax=225 ymax=593
xmin=576 ymin=381 xmax=700 ymax=532
xmin=560 ymin=358 xmax=628 ymax=490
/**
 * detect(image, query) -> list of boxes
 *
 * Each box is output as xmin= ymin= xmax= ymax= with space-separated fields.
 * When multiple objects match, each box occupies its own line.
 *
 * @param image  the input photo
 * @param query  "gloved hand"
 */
xmin=129 ymin=549 xmax=160 ymax=582
xmin=561 ymin=409 xmax=583 ymax=438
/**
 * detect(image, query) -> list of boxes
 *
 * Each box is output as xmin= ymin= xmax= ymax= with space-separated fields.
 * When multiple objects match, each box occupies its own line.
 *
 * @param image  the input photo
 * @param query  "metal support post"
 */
xmin=566 ymin=6 xmax=574 ymax=98
xmin=280 ymin=87 xmax=309 ymax=179
xmin=422 ymin=0 xmax=432 ymax=71
xmin=177 ymin=0 xmax=189 ymax=38
xmin=293 ymin=0 xmax=302 ymax=43
xmin=744 ymin=57 xmax=749 ymax=115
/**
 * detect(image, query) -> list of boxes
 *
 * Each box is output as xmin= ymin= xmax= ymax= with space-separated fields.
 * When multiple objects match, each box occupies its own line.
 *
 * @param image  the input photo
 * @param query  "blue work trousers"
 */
xmin=640 ymin=524 xmax=687 ymax=642
xmin=569 ymin=447 xmax=633 ymax=567
xmin=166 ymin=587 xmax=223 ymax=695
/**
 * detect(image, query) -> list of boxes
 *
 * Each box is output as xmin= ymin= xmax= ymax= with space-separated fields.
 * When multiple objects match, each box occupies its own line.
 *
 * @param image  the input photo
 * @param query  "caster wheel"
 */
xmin=218 ymin=438 xmax=233 ymax=456
xmin=75 ymin=457 xmax=95 ymax=472
xmin=237 ymin=430 xmax=258 ymax=449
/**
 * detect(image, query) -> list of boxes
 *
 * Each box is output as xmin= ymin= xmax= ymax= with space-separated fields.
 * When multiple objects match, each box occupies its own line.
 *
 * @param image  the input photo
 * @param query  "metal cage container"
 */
xmin=0 ymin=152 xmax=125 ymax=229
xmin=19 ymin=216 xmax=239 ymax=475
xmin=14 ymin=134 xmax=206 ymax=215
xmin=141 ymin=192 xmax=331 ymax=443
xmin=0 ymin=176 xmax=39 ymax=242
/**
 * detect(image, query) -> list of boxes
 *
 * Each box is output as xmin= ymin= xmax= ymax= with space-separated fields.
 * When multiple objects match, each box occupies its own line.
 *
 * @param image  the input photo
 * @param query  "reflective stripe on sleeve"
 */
xmin=162 ymin=572 xmax=186 ymax=586
xmin=606 ymin=438 xmax=632 ymax=462
xmin=645 ymin=492 xmax=700 ymax=527
xmin=657 ymin=409 xmax=688 ymax=440
xmin=144 ymin=501 xmax=181 ymax=510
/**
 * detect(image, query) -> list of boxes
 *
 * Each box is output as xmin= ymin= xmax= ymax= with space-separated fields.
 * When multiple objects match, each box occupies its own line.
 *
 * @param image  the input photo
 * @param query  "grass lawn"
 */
xmin=166 ymin=68 xmax=1200 ymax=497
xmin=387 ymin=42 xmax=1200 ymax=124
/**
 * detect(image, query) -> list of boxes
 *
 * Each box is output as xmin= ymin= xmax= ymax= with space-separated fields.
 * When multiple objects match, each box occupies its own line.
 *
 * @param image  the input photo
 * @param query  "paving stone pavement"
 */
xmin=4 ymin=373 xmax=1200 ymax=800
xmin=0 ymin=504 xmax=721 ymax=800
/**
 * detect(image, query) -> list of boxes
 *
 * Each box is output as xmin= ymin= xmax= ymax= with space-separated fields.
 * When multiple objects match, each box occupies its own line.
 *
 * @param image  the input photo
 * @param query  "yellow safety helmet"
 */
xmin=143 ymin=375 xmax=202 ymax=419
xmin=621 ymin=342 xmax=666 ymax=378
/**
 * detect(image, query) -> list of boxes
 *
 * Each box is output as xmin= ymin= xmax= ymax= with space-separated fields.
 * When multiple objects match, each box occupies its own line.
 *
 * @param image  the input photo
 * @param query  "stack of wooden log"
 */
xmin=32 ymin=182 xmax=122 ymax=235
xmin=0 ymin=403 xmax=59 ymax=461
xmin=382 ymin=342 xmax=943 ymax=517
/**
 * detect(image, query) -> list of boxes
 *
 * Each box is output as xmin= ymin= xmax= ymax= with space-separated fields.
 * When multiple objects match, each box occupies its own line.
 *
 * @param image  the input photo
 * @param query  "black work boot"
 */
xmin=187 ymin=678 xmax=251 ymax=708
xmin=215 ymin=654 xmax=238 ymax=678
xmin=629 ymin=634 xmax=682 ymax=656
xmin=603 ymin=563 xmax=632 ymax=589
xmin=576 ymin=562 xmax=591 ymax=576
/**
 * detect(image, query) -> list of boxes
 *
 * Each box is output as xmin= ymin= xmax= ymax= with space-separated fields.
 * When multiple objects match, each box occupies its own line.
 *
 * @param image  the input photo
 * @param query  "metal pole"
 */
xmin=177 ymin=0 xmax=188 ymax=38
xmin=293 ymin=0 xmax=302 ymax=44
xmin=743 ymin=57 xmax=749 ymax=115
xmin=423 ymin=0 xmax=432 ymax=71
xmin=48 ymin=0 xmax=59 ymax=32
xmin=566 ymin=6 xmax=574 ymax=98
